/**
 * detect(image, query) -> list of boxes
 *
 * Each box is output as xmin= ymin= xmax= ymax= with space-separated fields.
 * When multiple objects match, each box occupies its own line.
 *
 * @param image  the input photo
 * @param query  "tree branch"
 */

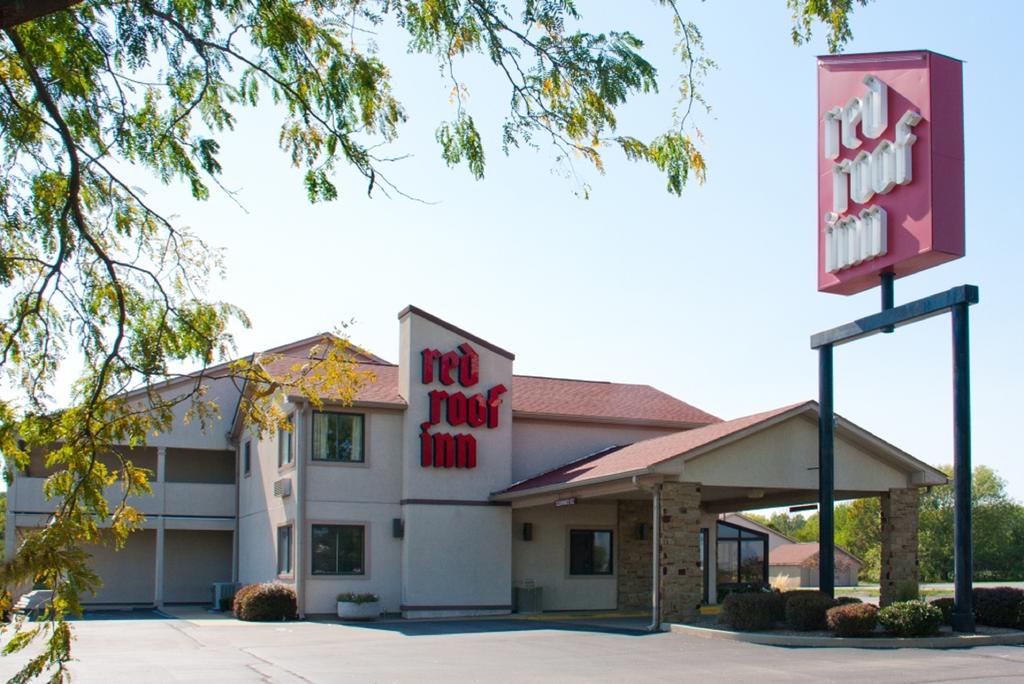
xmin=0 ymin=0 xmax=83 ymax=29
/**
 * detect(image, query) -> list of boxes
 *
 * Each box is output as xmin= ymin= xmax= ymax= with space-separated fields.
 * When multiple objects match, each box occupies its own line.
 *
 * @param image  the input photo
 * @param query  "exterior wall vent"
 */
xmin=273 ymin=478 xmax=292 ymax=498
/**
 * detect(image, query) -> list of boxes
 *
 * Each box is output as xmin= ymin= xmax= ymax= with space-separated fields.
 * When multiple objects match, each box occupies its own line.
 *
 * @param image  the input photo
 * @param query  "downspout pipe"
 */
xmin=649 ymin=483 xmax=662 ymax=633
xmin=294 ymin=402 xmax=307 ymax=619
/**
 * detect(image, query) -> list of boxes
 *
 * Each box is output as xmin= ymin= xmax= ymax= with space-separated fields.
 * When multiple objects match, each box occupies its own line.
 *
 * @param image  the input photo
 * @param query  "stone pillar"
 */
xmin=659 ymin=482 xmax=702 ymax=623
xmin=880 ymin=488 xmax=919 ymax=606
xmin=617 ymin=500 xmax=652 ymax=610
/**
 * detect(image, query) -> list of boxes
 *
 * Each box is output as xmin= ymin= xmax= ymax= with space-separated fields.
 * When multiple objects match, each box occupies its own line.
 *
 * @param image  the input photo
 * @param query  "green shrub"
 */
xmin=337 ymin=592 xmax=379 ymax=605
xmin=835 ymin=596 xmax=863 ymax=606
xmin=721 ymin=592 xmax=778 ymax=631
xmin=929 ymin=597 xmax=955 ymax=625
xmin=771 ymin=590 xmax=808 ymax=622
xmin=785 ymin=592 xmax=837 ymax=631
xmin=233 ymin=583 xmax=297 ymax=622
xmin=878 ymin=600 xmax=942 ymax=637
xmin=826 ymin=602 xmax=878 ymax=637
xmin=972 ymin=587 xmax=1024 ymax=628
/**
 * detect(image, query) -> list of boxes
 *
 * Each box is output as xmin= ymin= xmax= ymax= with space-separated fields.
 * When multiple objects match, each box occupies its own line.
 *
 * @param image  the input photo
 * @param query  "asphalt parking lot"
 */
xmin=1 ymin=611 xmax=1022 ymax=683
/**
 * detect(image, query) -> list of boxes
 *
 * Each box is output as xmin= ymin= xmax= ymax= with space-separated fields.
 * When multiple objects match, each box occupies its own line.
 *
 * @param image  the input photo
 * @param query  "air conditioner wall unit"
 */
xmin=273 ymin=478 xmax=292 ymax=498
xmin=212 ymin=582 xmax=237 ymax=610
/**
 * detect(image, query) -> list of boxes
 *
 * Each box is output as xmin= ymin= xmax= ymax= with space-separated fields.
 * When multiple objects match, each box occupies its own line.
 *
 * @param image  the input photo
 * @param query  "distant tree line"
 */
xmin=746 ymin=465 xmax=1024 ymax=583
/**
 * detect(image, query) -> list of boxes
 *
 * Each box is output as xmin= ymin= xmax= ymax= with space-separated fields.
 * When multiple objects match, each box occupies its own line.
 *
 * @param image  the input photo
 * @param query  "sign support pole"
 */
xmin=951 ymin=302 xmax=975 ymax=631
xmin=818 ymin=344 xmax=835 ymax=598
xmin=812 ymin=284 xmax=978 ymax=632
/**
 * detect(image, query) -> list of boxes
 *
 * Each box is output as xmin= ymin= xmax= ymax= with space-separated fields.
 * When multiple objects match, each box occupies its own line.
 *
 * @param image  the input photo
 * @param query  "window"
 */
xmin=311 ymin=524 xmax=365 ymax=575
xmin=243 ymin=441 xmax=251 ymax=477
xmin=569 ymin=529 xmax=613 ymax=575
xmin=277 ymin=526 xmax=293 ymax=576
xmin=715 ymin=521 xmax=767 ymax=588
xmin=278 ymin=416 xmax=294 ymax=468
xmin=312 ymin=412 xmax=364 ymax=462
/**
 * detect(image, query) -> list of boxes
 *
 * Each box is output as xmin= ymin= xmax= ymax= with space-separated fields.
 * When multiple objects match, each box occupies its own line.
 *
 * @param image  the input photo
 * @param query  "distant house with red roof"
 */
xmin=724 ymin=513 xmax=864 ymax=587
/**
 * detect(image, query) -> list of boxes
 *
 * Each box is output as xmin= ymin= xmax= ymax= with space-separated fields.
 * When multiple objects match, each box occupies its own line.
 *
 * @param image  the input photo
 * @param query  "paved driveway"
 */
xmin=1 ymin=613 xmax=1022 ymax=683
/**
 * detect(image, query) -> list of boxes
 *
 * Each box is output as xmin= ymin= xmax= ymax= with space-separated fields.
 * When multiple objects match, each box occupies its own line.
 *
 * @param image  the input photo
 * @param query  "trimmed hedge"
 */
xmin=878 ymin=600 xmax=942 ymax=637
xmin=785 ymin=592 xmax=837 ymax=631
xmin=233 ymin=583 xmax=298 ymax=622
xmin=929 ymin=597 xmax=955 ymax=625
xmin=721 ymin=592 xmax=778 ymax=631
xmin=772 ymin=590 xmax=808 ymax=622
xmin=826 ymin=602 xmax=878 ymax=637
xmin=973 ymin=587 xmax=1024 ymax=628
xmin=835 ymin=596 xmax=863 ymax=606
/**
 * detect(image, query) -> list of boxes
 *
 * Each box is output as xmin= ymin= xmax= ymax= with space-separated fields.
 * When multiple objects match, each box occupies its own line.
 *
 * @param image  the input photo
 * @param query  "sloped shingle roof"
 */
xmin=260 ymin=355 xmax=719 ymax=427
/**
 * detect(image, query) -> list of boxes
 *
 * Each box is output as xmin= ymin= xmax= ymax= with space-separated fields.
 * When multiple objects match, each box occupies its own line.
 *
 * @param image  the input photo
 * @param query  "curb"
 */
xmin=665 ymin=623 xmax=1024 ymax=649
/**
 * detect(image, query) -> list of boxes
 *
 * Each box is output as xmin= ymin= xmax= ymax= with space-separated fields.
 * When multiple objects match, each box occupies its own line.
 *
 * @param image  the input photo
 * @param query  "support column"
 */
xmin=879 ymin=488 xmax=919 ymax=607
xmin=617 ymin=500 xmax=652 ymax=611
xmin=154 ymin=522 xmax=165 ymax=608
xmin=156 ymin=446 xmax=166 ymax=483
xmin=659 ymin=482 xmax=702 ymax=623
xmin=155 ymin=445 xmax=167 ymax=609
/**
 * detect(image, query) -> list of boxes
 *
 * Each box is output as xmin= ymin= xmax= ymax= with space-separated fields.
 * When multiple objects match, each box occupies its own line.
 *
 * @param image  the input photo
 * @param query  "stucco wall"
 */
xmin=163 ymin=530 xmax=233 ymax=603
xmin=402 ymin=504 xmax=511 ymax=612
xmin=681 ymin=416 xmax=911 ymax=492
xmin=81 ymin=529 xmax=156 ymax=605
xmin=140 ymin=374 xmax=240 ymax=450
xmin=511 ymin=502 xmax=618 ymax=611
xmin=302 ymin=501 xmax=403 ymax=615
xmin=397 ymin=310 xmax=515 ymax=614
xmin=510 ymin=420 xmax=677 ymax=483
xmin=304 ymin=409 xmax=403 ymax=504
xmin=237 ymin=403 xmax=294 ymax=587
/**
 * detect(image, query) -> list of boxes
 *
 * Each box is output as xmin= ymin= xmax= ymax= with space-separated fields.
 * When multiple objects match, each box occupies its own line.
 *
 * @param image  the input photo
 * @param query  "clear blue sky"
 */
xmin=133 ymin=2 xmax=1023 ymax=500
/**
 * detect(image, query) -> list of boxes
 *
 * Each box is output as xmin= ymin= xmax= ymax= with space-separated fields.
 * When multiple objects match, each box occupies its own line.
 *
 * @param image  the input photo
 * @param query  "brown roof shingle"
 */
xmin=512 ymin=375 xmax=719 ymax=426
xmin=260 ymin=353 xmax=719 ymax=427
xmin=769 ymin=542 xmax=863 ymax=568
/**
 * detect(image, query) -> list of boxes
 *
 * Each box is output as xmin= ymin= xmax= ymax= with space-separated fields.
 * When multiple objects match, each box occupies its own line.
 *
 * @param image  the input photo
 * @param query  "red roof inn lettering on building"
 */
xmin=419 ymin=343 xmax=507 ymax=469
xmin=817 ymin=51 xmax=964 ymax=295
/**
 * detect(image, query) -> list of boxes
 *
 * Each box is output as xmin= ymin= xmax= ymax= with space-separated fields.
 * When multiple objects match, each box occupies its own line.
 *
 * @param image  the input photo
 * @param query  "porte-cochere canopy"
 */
xmin=492 ymin=400 xmax=947 ymax=509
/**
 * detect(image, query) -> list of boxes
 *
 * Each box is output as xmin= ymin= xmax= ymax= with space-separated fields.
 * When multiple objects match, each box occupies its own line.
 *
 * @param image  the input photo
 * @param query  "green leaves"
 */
xmin=436 ymin=112 xmax=484 ymax=178
xmin=787 ymin=0 xmax=869 ymax=54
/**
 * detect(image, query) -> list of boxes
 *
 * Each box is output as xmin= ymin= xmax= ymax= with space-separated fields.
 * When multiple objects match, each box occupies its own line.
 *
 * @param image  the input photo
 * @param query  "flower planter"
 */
xmin=337 ymin=600 xmax=379 ymax=621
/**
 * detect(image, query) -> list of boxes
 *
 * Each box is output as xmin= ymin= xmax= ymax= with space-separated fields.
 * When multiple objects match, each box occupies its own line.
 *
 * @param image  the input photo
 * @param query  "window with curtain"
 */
xmin=278 ymin=415 xmax=294 ymax=467
xmin=311 ymin=412 xmax=364 ymax=462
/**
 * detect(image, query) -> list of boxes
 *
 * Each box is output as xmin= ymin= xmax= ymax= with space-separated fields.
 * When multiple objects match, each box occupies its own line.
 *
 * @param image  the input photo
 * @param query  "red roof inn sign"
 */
xmin=817 ymin=50 xmax=964 ymax=295
xmin=419 ymin=343 xmax=507 ymax=469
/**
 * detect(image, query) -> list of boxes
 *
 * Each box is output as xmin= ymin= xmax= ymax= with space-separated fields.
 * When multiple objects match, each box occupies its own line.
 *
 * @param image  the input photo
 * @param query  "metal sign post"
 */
xmin=811 ymin=284 xmax=978 ymax=632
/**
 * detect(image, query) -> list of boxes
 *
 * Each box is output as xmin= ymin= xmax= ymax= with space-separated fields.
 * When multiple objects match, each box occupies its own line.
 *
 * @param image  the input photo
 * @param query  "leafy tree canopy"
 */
xmin=0 ymin=0 xmax=865 ymax=679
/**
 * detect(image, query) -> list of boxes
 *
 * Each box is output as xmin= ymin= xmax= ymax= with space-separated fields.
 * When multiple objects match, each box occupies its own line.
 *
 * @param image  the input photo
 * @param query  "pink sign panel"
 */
xmin=817 ymin=50 xmax=964 ymax=295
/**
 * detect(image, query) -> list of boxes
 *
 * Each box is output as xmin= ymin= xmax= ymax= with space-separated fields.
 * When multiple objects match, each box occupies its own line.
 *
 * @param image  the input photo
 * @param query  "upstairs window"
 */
xmin=312 ymin=412 xmax=364 ymax=463
xmin=243 ymin=441 xmax=251 ymax=477
xmin=278 ymin=416 xmax=294 ymax=467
